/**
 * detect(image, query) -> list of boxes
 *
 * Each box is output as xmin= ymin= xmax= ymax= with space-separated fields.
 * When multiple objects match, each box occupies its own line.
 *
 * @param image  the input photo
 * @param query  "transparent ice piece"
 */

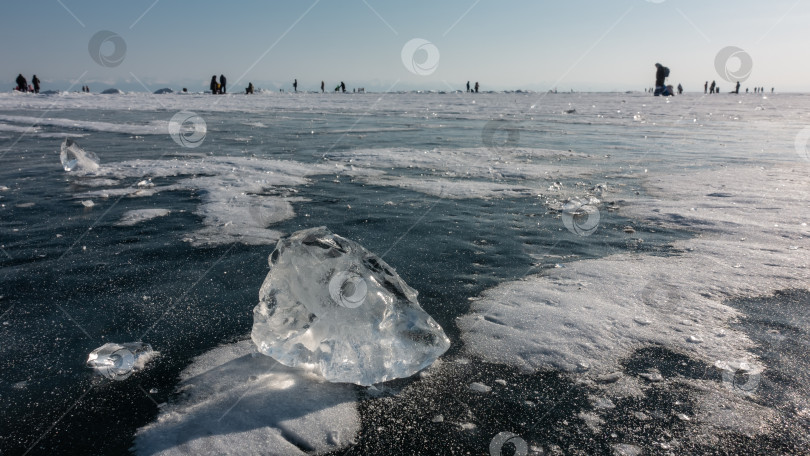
xmin=251 ymin=227 xmax=450 ymax=385
xmin=60 ymin=138 xmax=100 ymax=172
xmin=86 ymin=342 xmax=154 ymax=380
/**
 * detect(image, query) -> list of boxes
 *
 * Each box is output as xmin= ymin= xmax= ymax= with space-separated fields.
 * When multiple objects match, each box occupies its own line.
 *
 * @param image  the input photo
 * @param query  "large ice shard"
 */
xmin=251 ymin=227 xmax=450 ymax=386
xmin=60 ymin=138 xmax=100 ymax=172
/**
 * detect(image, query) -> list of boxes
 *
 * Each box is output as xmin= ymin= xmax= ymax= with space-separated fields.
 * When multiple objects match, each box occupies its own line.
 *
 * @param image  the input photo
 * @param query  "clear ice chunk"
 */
xmin=60 ymin=138 xmax=100 ymax=172
xmin=251 ymin=226 xmax=451 ymax=385
xmin=86 ymin=342 xmax=154 ymax=380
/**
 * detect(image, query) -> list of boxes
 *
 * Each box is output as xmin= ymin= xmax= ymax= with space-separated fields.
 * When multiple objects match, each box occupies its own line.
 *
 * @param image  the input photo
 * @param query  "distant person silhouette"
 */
xmin=704 ymin=81 xmax=708 ymax=94
xmin=677 ymin=83 xmax=683 ymax=95
xmin=653 ymin=63 xmax=672 ymax=96
xmin=474 ymin=82 xmax=479 ymax=93
xmin=321 ymin=81 xmax=324 ymax=93
xmin=293 ymin=79 xmax=297 ymax=93
xmin=466 ymin=81 xmax=470 ymax=92
xmin=32 ymin=75 xmax=40 ymax=93
xmin=771 ymin=87 xmax=774 ymax=93
xmin=340 ymin=81 xmax=346 ymax=93
xmin=735 ymin=81 xmax=740 ymax=94
xmin=709 ymin=80 xmax=716 ymax=94
xmin=15 ymin=74 xmax=27 ymax=92
xmin=210 ymin=75 xmax=218 ymax=94
xmin=219 ymin=75 xmax=227 ymax=94
xmin=246 ymin=82 xmax=254 ymax=94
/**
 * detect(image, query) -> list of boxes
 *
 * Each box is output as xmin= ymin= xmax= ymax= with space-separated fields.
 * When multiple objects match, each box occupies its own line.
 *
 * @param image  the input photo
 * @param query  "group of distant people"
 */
xmin=14 ymin=74 xmax=40 ymax=93
xmin=651 ymin=64 xmax=774 ymax=96
xmin=81 ymin=85 xmax=90 ymax=93
xmin=465 ymin=81 xmax=480 ymax=93
xmin=209 ymin=75 xmax=227 ymax=94
xmin=703 ymin=80 xmax=773 ymax=94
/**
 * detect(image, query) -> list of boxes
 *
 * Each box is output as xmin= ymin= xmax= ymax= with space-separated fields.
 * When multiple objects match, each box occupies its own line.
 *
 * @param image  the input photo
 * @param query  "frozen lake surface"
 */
xmin=1 ymin=90 xmax=808 ymax=455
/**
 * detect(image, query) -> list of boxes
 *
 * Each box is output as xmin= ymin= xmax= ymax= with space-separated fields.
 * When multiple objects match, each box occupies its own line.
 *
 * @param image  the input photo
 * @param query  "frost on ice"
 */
xmin=60 ymin=138 xmax=100 ymax=172
xmin=86 ymin=342 xmax=155 ymax=380
xmin=251 ymin=227 xmax=450 ymax=386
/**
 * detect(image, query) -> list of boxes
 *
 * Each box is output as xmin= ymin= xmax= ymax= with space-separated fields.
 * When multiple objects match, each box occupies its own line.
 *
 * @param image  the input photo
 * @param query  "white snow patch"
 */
xmin=134 ymin=340 xmax=358 ymax=456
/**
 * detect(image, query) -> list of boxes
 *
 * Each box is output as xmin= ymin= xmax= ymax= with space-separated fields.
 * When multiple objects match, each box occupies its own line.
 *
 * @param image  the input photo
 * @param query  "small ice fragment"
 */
xmin=677 ymin=413 xmax=691 ymax=421
xmin=469 ymin=382 xmax=491 ymax=393
xmin=60 ymin=138 xmax=100 ymax=172
xmin=251 ymin=227 xmax=450 ymax=386
xmin=623 ymin=226 xmax=635 ymax=234
xmin=81 ymin=200 xmax=94 ymax=208
xmin=86 ymin=342 xmax=155 ymax=380
xmin=494 ymin=379 xmax=507 ymax=386
xmin=611 ymin=443 xmax=642 ymax=456
xmin=596 ymin=372 xmax=623 ymax=383
xmin=431 ymin=414 xmax=444 ymax=423
xmin=458 ymin=422 xmax=477 ymax=431
xmin=149 ymin=387 xmax=158 ymax=394
xmin=639 ymin=370 xmax=664 ymax=382
xmin=633 ymin=317 xmax=652 ymax=326
xmin=687 ymin=335 xmax=704 ymax=343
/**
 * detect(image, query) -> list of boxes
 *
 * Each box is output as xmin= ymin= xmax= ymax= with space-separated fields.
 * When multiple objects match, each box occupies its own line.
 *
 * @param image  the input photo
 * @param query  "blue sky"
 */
xmin=1 ymin=0 xmax=807 ymax=92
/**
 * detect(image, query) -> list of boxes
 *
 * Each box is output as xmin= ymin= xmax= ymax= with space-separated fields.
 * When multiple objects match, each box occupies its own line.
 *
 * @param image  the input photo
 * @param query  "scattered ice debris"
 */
xmin=80 ymin=200 xmax=94 ymax=208
xmin=596 ymin=372 xmax=623 ymax=383
xmin=431 ymin=414 xmax=444 ymax=423
xmin=251 ymin=227 xmax=450 ymax=385
xmin=86 ymin=342 xmax=156 ymax=380
xmin=590 ymin=396 xmax=616 ymax=410
xmin=15 ymin=202 xmax=35 ymax=208
xmin=677 ymin=413 xmax=691 ymax=422
xmin=469 ymin=382 xmax=491 ymax=393
xmin=623 ymin=226 xmax=636 ymax=234
xmin=115 ymin=209 xmax=170 ymax=227
xmin=494 ymin=379 xmax=507 ymax=386
xmin=60 ymin=138 xmax=100 ymax=172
